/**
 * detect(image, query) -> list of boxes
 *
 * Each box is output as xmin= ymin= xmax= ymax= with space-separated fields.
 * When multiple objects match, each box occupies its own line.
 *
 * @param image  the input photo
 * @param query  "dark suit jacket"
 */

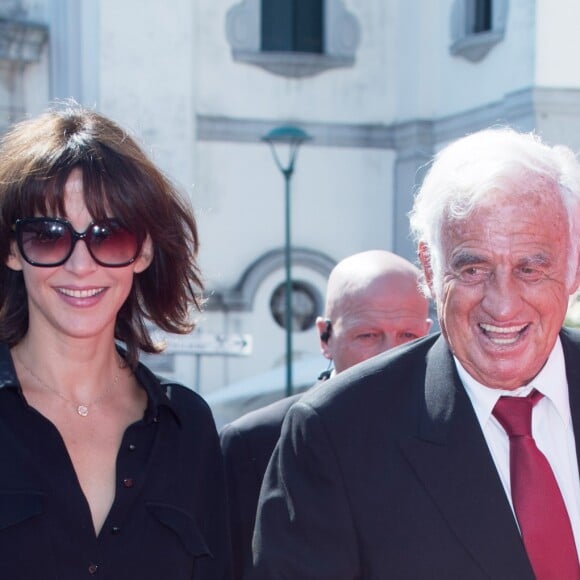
xmin=220 ymin=394 xmax=303 ymax=579
xmin=251 ymin=330 xmax=580 ymax=579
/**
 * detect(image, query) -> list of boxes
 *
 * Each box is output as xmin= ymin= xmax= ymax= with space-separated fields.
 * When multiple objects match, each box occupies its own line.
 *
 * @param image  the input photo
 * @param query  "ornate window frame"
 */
xmin=225 ymin=0 xmax=360 ymax=78
xmin=269 ymin=279 xmax=322 ymax=332
xmin=0 ymin=0 xmax=48 ymax=64
xmin=206 ymin=248 xmax=334 ymax=312
xmin=450 ymin=0 xmax=509 ymax=62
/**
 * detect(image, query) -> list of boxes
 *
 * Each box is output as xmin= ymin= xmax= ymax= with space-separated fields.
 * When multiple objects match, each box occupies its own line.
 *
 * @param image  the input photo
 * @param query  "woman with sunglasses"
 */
xmin=0 ymin=104 xmax=231 ymax=579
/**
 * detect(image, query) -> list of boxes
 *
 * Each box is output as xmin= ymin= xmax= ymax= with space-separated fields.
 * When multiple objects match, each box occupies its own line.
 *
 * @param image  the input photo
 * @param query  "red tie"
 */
xmin=493 ymin=390 xmax=580 ymax=580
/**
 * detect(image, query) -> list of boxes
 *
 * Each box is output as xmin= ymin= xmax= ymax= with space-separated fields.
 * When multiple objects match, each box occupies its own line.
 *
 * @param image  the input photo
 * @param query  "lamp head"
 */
xmin=262 ymin=125 xmax=312 ymax=146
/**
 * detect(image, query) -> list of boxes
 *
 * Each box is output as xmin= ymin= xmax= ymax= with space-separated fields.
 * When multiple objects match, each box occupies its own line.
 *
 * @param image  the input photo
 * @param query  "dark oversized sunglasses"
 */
xmin=13 ymin=217 xmax=143 ymax=268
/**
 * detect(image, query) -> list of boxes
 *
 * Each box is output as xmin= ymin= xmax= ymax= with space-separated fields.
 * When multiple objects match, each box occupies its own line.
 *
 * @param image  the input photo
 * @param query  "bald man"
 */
xmin=219 ymin=250 xmax=432 ymax=579
xmin=317 ymin=249 xmax=433 ymax=373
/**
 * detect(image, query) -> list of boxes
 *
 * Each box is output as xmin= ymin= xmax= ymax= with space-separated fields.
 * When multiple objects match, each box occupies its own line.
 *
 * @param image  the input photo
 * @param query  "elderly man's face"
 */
xmin=425 ymin=188 xmax=578 ymax=390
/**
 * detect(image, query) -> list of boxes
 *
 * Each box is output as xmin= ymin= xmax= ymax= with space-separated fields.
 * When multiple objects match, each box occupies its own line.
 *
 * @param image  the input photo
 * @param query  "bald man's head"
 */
xmin=317 ymin=250 xmax=431 ymax=373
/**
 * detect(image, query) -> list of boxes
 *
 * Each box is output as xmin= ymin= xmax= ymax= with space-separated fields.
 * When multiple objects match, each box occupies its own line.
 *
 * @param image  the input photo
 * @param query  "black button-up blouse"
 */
xmin=0 ymin=344 xmax=232 ymax=579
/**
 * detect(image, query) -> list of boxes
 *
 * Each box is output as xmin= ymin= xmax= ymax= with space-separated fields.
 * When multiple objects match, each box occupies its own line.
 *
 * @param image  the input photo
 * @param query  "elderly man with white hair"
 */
xmin=250 ymin=128 xmax=580 ymax=580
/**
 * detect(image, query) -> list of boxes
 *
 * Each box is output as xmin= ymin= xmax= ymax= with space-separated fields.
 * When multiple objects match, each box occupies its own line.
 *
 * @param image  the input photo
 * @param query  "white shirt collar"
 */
xmin=455 ymin=336 xmax=571 ymax=428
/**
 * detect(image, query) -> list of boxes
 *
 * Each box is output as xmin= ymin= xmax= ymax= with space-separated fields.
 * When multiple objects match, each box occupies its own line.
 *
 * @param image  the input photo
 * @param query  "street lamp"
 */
xmin=262 ymin=125 xmax=312 ymax=397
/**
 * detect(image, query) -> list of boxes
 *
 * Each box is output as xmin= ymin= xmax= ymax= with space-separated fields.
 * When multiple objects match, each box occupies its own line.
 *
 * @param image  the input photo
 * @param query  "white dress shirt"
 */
xmin=456 ymin=337 xmax=580 ymax=559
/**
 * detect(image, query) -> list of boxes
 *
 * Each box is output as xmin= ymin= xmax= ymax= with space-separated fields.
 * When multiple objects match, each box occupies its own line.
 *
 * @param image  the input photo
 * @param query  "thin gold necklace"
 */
xmin=14 ymin=351 xmax=122 ymax=417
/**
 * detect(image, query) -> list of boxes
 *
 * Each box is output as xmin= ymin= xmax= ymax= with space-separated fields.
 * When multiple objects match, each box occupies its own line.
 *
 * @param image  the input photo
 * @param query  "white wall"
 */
xmin=196 ymin=143 xmax=394 ymax=289
xmin=399 ymin=0 xmax=535 ymax=121
xmin=198 ymin=0 xmax=392 ymax=124
xmin=535 ymin=0 xmax=580 ymax=87
xmin=99 ymin=0 xmax=196 ymax=194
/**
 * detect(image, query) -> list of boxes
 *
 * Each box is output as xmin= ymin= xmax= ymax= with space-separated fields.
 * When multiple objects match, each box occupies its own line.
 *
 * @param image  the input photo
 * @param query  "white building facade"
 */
xmin=2 ymin=0 xmax=580 ymax=397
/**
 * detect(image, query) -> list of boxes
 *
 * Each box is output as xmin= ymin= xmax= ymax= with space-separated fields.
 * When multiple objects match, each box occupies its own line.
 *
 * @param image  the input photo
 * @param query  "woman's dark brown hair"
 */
xmin=0 ymin=102 xmax=203 ymax=368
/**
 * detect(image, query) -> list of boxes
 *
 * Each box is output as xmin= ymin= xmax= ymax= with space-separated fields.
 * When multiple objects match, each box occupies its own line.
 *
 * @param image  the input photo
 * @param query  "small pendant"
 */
xmin=77 ymin=405 xmax=89 ymax=417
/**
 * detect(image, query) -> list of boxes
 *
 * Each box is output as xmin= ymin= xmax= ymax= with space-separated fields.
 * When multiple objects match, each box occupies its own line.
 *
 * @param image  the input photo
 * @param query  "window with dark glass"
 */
xmin=261 ymin=0 xmax=323 ymax=53
xmin=472 ymin=0 xmax=492 ymax=33
xmin=270 ymin=281 xmax=319 ymax=332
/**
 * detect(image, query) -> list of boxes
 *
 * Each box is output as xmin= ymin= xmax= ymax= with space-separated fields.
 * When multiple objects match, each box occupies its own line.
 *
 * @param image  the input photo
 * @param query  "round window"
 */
xmin=270 ymin=280 xmax=320 ymax=331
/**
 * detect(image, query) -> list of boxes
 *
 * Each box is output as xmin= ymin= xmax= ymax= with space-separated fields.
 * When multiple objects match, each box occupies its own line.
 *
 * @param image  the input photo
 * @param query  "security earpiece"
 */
xmin=320 ymin=319 xmax=332 ymax=343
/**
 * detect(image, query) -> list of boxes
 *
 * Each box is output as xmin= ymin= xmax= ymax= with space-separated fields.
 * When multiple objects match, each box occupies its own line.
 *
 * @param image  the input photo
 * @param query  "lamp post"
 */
xmin=262 ymin=125 xmax=312 ymax=397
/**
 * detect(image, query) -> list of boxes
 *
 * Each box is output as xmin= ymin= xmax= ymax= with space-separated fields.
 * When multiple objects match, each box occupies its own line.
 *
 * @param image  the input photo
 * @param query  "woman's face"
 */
xmin=6 ymin=168 xmax=152 ymax=343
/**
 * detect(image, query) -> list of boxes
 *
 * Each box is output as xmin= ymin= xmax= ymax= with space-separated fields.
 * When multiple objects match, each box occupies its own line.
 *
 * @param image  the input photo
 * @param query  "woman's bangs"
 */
xmin=14 ymin=175 xmax=67 ymax=220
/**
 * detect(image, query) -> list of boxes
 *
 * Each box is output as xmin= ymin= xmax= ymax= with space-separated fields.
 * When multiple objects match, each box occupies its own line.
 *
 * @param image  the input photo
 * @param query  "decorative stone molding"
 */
xmin=206 ymin=247 xmax=335 ymax=311
xmin=0 ymin=0 xmax=25 ymax=18
xmin=450 ymin=0 xmax=508 ymax=62
xmin=197 ymin=115 xmax=396 ymax=149
xmin=225 ymin=0 xmax=360 ymax=78
xmin=0 ymin=18 xmax=48 ymax=63
xmin=197 ymin=87 xmax=537 ymax=152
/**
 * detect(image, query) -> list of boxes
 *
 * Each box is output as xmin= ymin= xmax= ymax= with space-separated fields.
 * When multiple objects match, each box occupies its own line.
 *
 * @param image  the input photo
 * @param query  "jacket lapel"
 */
xmin=560 ymin=327 xmax=580 ymax=472
xmin=400 ymin=336 xmax=535 ymax=579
